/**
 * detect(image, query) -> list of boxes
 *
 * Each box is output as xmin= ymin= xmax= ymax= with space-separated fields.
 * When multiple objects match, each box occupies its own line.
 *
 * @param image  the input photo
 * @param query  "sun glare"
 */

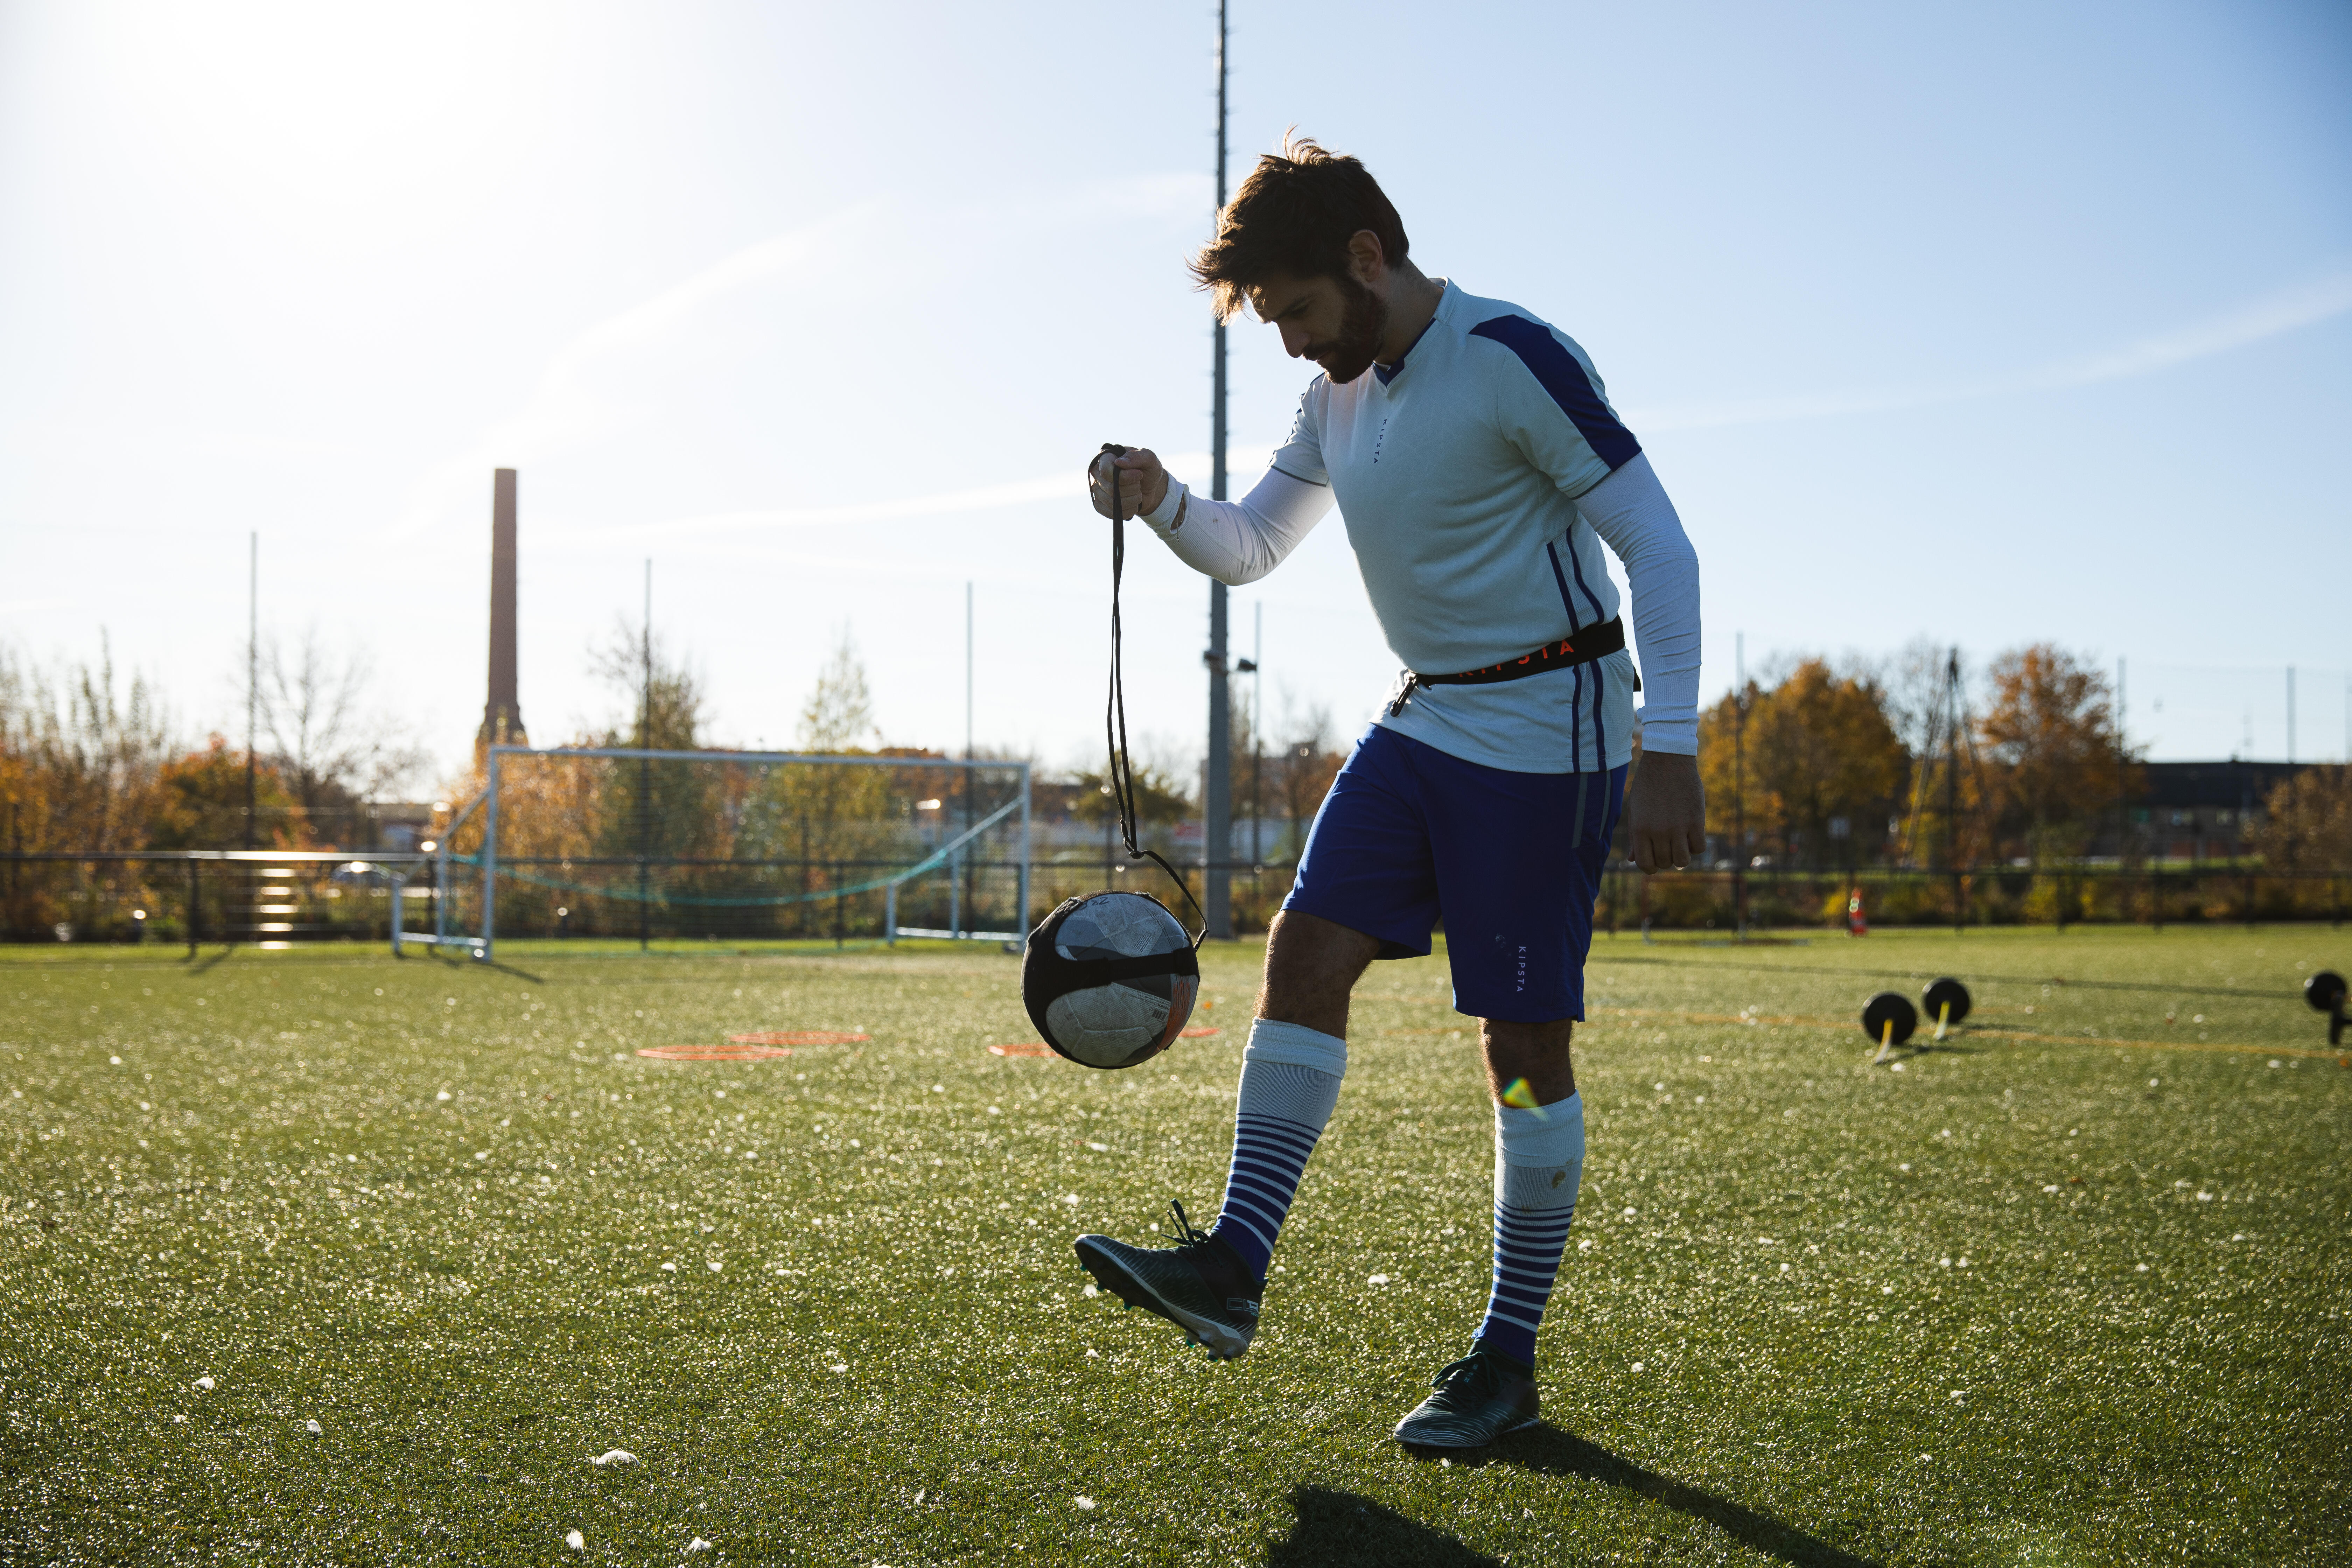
xmin=94 ymin=2 xmax=557 ymax=248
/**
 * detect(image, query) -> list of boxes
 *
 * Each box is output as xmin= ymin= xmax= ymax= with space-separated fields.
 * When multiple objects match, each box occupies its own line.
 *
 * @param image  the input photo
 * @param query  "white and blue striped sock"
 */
xmin=1207 ymin=1019 xmax=1346 ymax=1279
xmin=1475 ymin=1091 xmax=1584 ymax=1368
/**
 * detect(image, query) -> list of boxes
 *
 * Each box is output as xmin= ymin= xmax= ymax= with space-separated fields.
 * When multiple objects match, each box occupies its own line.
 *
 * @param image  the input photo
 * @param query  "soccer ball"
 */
xmin=1022 ymin=892 xmax=1199 ymax=1069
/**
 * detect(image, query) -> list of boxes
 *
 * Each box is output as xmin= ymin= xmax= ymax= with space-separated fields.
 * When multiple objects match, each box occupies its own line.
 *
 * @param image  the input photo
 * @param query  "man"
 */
xmin=1074 ymin=138 xmax=1704 ymax=1449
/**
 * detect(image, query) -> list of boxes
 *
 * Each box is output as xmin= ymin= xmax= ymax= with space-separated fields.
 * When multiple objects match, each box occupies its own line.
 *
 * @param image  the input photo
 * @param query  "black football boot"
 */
xmin=1074 ymin=1201 xmax=1262 ymax=1360
xmin=1392 ymin=1345 xmax=1542 ymax=1448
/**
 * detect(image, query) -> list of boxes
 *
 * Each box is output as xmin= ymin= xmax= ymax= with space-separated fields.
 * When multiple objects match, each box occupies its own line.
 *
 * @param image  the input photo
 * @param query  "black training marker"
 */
xmin=2304 ymin=971 xmax=2347 ymax=1014
xmin=2306 ymin=971 xmax=2347 ymax=1048
xmin=1863 ymin=991 xmax=1918 ymax=1055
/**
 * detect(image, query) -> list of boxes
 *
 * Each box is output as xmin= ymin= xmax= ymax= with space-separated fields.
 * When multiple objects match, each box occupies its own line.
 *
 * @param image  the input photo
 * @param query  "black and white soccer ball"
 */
xmin=1022 ymin=892 xmax=1199 ymax=1069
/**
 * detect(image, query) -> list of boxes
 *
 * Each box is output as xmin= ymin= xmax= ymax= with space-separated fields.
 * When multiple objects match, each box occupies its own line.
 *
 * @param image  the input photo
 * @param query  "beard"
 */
xmin=1310 ymin=275 xmax=1390 ymax=384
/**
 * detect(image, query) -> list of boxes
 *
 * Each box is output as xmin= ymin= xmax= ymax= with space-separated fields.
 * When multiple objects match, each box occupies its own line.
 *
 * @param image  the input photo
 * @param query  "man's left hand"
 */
xmin=1625 ymin=750 xmax=1706 ymax=873
xmin=1089 ymin=448 xmax=1169 ymax=521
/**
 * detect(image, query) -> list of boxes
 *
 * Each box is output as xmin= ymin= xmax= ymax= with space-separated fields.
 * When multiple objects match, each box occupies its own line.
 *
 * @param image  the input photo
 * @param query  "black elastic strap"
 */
xmin=1095 ymin=444 xmax=1208 ymax=948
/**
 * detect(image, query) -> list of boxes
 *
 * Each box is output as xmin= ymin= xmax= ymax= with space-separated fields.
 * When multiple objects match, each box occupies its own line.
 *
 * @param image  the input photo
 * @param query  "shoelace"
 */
xmin=1165 ymin=1198 xmax=1211 ymax=1250
xmin=1430 ymin=1353 xmax=1499 ymax=1394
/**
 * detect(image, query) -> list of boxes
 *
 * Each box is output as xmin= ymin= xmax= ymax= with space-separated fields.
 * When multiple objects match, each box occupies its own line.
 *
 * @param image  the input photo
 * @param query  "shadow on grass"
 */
xmin=1266 ymin=1488 xmax=1500 ymax=1567
xmin=421 ymin=950 xmax=545 ymax=984
xmin=1474 ymin=1428 xmax=1885 ymax=1568
xmin=1891 ymin=1042 xmax=1988 ymax=1059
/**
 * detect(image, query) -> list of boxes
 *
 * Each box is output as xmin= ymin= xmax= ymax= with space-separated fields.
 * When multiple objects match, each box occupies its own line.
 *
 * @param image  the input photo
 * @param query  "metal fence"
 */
xmin=0 ymin=850 xmax=428 ymax=951
xmin=7 ymin=852 xmax=2349 ymax=948
xmin=1588 ymin=864 xmax=2352 ymax=933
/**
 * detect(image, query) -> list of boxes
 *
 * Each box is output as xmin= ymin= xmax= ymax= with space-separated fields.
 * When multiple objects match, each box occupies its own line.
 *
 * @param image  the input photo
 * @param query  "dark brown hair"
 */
xmin=1189 ymin=134 xmax=1409 ymax=322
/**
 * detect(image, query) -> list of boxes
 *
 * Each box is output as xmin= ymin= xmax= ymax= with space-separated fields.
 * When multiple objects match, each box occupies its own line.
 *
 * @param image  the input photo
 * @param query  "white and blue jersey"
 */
xmin=1142 ymin=280 xmax=1701 ymax=775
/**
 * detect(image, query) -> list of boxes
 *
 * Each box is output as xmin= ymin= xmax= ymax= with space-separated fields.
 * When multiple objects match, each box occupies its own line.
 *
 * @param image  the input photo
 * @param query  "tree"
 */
xmin=1718 ymin=658 xmax=1909 ymax=868
xmin=436 ymin=616 xmax=719 ymax=925
xmin=1878 ymin=638 xmax=1958 ymax=764
xmin=1696 ymin=681 xmax=1770 ymax=864
xmin=0 ymin=638 xmax=174 ymax=853
xmin=772 ymin=629 xmax=889 ymax=864
xmin=1071 ymin=763 xmax=1194 ymax=827
xmin=2256 ymin=765 xmax=2352 ymax=874
xmin=582 ymin=614 xmax=719 ymax=866
xmin=147 ymin=736 xmax=306 ymax=849
xmin=1874 ymin=642 xmax=2000 ymax=870
xmin=587 ymin=616 xmax=706 ymax=752
xmin=705 ymin=630 xmax=905 ymax=936
xmin=796 ymin=630 xmax=876 ymax=754
xmin=257 ymin=626 xmax=430 ymax=846
xmin=1268 ymin=689 xmax=1341 ymax=860
xmin=1 ymin=640 xmax=175 ymax=934
xmin=1977 ymin=644 xmax=2136 ymax=863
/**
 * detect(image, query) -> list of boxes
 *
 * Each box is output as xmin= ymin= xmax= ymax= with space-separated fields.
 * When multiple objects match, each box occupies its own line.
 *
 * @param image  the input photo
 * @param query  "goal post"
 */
xmin=413 ymin=746 xmax=1032 ymax=960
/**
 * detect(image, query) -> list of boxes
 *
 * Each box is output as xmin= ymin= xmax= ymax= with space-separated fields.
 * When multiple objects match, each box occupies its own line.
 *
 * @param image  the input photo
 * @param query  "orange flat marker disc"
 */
xmin=638 ymin=1045 xmax=793 ymax=1061
xmin=1180 ymin=1027 xmax=1222 ymax=1038
xmin=728 ymin=1031 xmax=870 ymax=1046
xmin=988 ymin=1042 xmax=1051 ymax=1057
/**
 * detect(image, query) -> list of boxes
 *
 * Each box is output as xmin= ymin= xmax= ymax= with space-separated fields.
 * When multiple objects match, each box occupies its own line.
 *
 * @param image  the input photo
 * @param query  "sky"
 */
xmin=2 ymin=0 xmax=2348 ymax=792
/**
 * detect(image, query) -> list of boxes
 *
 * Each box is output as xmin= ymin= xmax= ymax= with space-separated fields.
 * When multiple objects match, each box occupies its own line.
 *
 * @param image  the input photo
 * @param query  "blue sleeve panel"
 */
xmin=1469 ymin=315 xmax=1643 ymax=474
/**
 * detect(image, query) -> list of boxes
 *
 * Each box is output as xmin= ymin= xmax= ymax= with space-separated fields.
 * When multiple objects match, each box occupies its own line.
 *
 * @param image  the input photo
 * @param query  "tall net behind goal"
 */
xmin=419 ymin=747 xmax=1031 ymax=956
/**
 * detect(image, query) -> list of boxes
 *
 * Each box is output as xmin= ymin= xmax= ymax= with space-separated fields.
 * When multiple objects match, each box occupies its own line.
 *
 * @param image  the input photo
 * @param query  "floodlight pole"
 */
xmin=963 ymin=580 xmax=974 ymax=939
xmin=1202 ymin=0 xmax=1234 ymax=940
xmin=2116 ymin=657 xmax=2130 ymax=887
xmin=639 ymin=559 xmax=652 ymax=952
xmin=1733 ymin=632 xmax=1745 ymax=938
xmin=1251 ymin=601 xmax=1262 ymax=866
xmin=245 ymin=532 xmax=258 ymax=852
xmin=2286 ymin=664 xmax=2298 ymax=873
xmin=1946 ymin=646 xmax=1962 ymax=933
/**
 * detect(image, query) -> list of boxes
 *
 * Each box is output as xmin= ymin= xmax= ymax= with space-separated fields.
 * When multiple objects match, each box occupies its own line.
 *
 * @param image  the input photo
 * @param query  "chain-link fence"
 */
xmin=1588 ymin=864 xmax=2352 ymax=933
xmin=0 ymin=850 xmax=423 ymax=949
xmin=10 ymin=851 xmax=2349 ymax=949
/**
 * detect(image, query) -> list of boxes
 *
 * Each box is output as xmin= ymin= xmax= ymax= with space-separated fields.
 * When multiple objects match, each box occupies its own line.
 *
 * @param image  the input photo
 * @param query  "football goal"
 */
xmin=396 ymin=746 xmax=1032 ymax=960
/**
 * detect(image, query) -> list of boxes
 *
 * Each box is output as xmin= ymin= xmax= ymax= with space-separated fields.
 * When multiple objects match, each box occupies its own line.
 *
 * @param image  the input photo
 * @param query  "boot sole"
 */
xmin=1073 ymin=1237 xmax=1252 ymax=1360
xmin=1393 ymin=1406 xmax=1543 ymax=1449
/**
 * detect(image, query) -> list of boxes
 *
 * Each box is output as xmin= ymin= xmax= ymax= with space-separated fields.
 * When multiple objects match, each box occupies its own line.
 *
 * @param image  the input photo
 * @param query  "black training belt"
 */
xmin=1385 ymin=616 xmax=1632 ymax=717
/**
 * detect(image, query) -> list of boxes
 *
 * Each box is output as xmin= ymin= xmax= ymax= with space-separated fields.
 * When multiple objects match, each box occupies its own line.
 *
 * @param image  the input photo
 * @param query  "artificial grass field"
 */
xmin=2 ymin=925 xmax=2347 ymax=1567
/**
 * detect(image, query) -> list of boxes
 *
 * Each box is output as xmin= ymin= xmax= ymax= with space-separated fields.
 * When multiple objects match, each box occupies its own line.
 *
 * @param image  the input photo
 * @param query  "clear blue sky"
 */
xmin=3 ymin=0 xmax=2346 ymax=785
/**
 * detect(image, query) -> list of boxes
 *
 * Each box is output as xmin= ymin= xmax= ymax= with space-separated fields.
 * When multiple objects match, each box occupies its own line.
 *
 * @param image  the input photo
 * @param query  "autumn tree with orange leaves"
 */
xmin=2255 ymin=765 xmax=2352 ymax=874
xmin=1698 ymin=659 xmax=1909 ymax=868
xmin=1976 ymin=644 xmax=2140 ymax=864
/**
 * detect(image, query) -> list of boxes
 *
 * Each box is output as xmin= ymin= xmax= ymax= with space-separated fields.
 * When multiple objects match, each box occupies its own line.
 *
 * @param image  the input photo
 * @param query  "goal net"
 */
xmin=410 ymin=747 xmax=1032 ymax=956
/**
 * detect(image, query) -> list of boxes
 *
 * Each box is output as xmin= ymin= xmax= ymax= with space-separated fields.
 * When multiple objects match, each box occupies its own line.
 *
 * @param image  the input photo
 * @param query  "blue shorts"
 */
xmin=1282 ymin=725 xmax=1625 ymax=1023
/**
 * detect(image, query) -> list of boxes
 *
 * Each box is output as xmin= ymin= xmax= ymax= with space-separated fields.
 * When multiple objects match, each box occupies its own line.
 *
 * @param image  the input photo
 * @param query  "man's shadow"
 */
xmin=1267 ymin=1430 xmax=1885 ymax=1567
xmin=1265 ymin=1489 xmax=1502 ymax=1567
xmin=1495 ymin=1426 xmax=1883 ymax=1565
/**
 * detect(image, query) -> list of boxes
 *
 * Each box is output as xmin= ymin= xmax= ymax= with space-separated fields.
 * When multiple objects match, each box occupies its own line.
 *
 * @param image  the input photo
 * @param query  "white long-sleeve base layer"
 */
xmin=1140 ymin=280 xmax=1699 ymax=775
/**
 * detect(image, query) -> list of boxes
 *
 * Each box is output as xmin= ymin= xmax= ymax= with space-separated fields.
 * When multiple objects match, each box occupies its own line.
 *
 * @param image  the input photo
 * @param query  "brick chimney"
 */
xmin=480 ymin=468 xmax=527 ymax=747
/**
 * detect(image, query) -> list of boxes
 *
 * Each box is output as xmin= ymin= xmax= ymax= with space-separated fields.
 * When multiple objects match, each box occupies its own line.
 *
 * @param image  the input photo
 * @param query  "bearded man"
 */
xmin=1075 ymin=136 xmax=1705 ymax=1449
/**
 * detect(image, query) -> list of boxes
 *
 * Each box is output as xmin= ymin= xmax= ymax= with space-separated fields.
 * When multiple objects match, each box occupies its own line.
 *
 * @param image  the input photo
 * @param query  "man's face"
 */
xmin=1248 ymin=270 xmax=1391 ymax=385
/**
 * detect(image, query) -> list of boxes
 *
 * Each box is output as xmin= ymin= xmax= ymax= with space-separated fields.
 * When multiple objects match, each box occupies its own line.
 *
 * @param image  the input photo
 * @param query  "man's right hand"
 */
xmin=1089 ymin=447 xmax=1170 ymax=521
